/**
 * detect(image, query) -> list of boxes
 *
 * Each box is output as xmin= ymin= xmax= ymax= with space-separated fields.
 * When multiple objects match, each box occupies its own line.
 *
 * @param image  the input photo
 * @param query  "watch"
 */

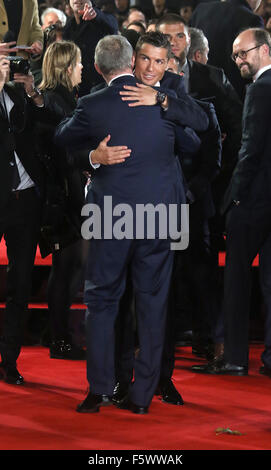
xmin=156 ymin=90 xmax=167 ymax=106
xmin=27 ymin=87 xmax=42 ymax=99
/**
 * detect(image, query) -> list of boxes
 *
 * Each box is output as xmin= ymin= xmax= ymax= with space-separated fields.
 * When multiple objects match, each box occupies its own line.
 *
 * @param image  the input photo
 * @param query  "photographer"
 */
xmin=0 ymin=0 xmax=43 ymax=58
xmin=0 ymin=55 xmax=44 ymax=385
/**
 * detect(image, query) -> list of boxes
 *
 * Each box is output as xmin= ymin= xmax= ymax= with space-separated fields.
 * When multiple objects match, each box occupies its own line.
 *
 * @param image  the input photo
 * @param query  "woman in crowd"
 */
xmin=37 ymin=40 xmax=88 ymax=360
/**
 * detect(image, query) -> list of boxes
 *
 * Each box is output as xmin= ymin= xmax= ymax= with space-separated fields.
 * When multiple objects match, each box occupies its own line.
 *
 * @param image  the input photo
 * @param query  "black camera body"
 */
xmin=6 ymin=56 xmax=31 ymax=78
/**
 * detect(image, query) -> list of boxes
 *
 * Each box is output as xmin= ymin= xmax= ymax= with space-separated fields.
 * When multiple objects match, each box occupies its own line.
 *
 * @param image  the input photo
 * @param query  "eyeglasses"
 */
xmin=231 ymin=44 xmax=262 ymax=62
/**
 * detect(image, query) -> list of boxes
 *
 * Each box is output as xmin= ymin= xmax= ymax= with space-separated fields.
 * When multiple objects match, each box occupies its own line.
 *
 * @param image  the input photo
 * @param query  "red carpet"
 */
xmin=0 ymin=344 xmax=270 ymax=451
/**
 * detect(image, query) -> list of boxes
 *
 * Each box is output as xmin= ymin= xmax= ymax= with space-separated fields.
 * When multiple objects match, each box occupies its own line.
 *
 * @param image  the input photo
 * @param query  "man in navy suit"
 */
xmin=55 ymin=34 xmax=205 ymax=414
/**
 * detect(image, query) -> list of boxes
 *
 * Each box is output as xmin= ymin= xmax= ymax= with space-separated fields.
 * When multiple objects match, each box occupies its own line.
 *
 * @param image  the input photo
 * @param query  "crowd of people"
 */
xmin=1 ymin=0 xmax=271 ymax=415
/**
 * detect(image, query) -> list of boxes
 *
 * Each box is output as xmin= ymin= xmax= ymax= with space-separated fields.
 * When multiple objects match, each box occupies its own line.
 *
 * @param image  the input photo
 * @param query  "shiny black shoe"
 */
xmin=259 ymin=364 xmax=271 ymax=377
xmin=159 ymin=379 xmax=184 ymax=406
xmin=116 ymin=396 xmax=148 ymax=414
xmin=0 ymin=363 xmax=24 ymax=385
xmin=50 ymin=340 xmax=86 ymax=360
xmin=76 ymin=391 xmax=113 ymax=413
xmin=192 ymin=359 xmax=248 ymax=376
xmin=112 ymin=382 xmax=130 ymax=405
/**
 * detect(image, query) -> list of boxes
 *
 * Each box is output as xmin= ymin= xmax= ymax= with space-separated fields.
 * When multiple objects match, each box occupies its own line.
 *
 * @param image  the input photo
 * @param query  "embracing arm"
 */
xmin=120 ymin=83 xmax=209 ymax=132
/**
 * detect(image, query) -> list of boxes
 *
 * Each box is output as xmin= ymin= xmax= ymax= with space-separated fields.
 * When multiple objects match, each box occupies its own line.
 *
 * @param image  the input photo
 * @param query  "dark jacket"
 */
xmin=36 ymin=84 xmax=87 ymax=254
xmin=190 ymin=0 xmax=264 ymax=100
xmin=63 ymin=7 xmax=118 ymax=96
xmin=161 ymin=75 xmax=222 ymax=220
xmin=0 ymin=82 xmax=44 ymax=212
xmin=222 ymin=69 xmax=271 ymax=213
xmin=187 ymin=60 xmax=243 ymax=205
xmin=54 ymin=75 xmax=201 ymax=239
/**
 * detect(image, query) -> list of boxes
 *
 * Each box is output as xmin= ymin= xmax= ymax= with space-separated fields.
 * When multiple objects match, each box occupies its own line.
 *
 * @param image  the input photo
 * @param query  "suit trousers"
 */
xmin=0 ymin=187 xmax=41 ymax=366
xmin=84 ymin=237 xmax=174 ymax=407
xmin=224 ymin=201 xmax=271 ymax=367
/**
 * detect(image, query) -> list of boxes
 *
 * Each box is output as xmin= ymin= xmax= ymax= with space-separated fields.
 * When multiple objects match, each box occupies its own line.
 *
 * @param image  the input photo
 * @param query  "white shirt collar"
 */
xmin=254 ymin=64 xmax=271 ymax=81
xmin=108 ymin=73 xmax=134 ymax=86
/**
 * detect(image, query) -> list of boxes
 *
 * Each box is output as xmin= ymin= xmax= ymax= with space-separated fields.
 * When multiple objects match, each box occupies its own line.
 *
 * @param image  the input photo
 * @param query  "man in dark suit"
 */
xmin=195 ymin=27 xmax=271 ymax=376
xmin=155 ymin=14 xmax=242 ymax=358
xmin=190 ymin=0 xmax=264 ymax=101
xmin=63 ymin=0 xmax=118 ymax=96
xmin=0 ymin=55 xmax=44 ymax=385
xmin=54 ymin=34 xmax=205 ymax=414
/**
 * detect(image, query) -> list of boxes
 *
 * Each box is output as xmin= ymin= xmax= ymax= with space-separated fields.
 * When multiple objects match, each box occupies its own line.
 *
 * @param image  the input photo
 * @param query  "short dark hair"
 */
xmin=135 ymin=31 xmax=171 ymax=58
xmin=156 ymin=13 xmax=187 ymax=31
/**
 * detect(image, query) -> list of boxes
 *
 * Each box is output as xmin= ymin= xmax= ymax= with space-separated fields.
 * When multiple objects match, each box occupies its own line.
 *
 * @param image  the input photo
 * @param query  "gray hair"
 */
xmin=41 ymin=8 xmax=67 ymax=27
xmin=94 ymin=35 xmax=134 ymax=76
xmin=187 ymin=27 xmax=208 ymax=60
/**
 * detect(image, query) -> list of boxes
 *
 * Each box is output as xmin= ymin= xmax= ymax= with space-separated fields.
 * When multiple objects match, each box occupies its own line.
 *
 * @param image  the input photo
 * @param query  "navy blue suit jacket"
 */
xmin=55 ymin=75 xmax=200 ymax=235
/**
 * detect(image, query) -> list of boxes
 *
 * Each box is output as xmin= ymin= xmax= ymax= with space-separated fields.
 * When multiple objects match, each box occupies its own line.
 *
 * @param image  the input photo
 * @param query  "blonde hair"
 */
xmin=39 ymin=41 xmax=81 ymax=92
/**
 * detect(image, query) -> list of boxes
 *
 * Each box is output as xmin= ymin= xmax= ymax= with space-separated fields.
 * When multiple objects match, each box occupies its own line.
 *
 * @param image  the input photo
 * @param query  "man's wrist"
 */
xmin=89 ymin=150 xmax=100 ymax=169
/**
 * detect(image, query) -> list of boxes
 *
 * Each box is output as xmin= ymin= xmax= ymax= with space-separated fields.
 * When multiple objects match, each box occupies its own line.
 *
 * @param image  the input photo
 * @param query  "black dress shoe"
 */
xmin=159 ymin=379 xmax=184 ymax=406
xmin=115 ymin=396 xmax=148 ymax=414
xmin=192 ymin=359 xmax=248 ymax=376
xmin=50 ymin=340 xmax=86 ymax=360
xmin=259 ymin=364 xmax=271 ymax=377
xmin=0 ymin=363 xmax=24 ymax=385
xmin=76 ymin=391 xmax=113 ymax=413
xmin=112 ymin=382 xmax=130 ymax=405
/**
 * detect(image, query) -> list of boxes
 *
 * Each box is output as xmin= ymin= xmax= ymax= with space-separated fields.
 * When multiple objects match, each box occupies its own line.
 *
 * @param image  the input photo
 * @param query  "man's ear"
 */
xmin=94 ymin=62 xmax=102 ymax=76
xmin=194 ymin=50 xmax=202 ymax=63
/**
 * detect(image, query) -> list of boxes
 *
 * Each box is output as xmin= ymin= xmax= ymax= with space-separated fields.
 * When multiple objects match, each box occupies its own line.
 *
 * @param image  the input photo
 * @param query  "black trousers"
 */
xmin=0 ymin=187 xmax=41 ymax=366
xmin=224 ymin=201 xmax=271 ymax=367
xmin=48 ymin=239 xmax=88 ymax=343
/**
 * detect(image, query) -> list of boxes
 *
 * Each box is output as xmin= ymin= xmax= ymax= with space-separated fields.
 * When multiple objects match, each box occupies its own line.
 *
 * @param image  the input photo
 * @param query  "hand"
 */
xmin=13 ymin=71 xmax=35 ymax=95
xmin=0 ymin=55 xmax=10 ymax=91
xmin=0 ymin=41 xmax=18 ymax=55
xmin=120 ymin=83 xmax=158 ymax=107
xmin=78 ymin=2 xmax=97 ymax=21
xmin=91 ymin=135 xmax=131 ymax=165
xmin=30 ymin=41 xmax=43 ymax=56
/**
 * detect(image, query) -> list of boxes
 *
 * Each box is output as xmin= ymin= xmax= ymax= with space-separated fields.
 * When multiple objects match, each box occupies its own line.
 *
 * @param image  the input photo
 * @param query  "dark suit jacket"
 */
xmin=187 ymin=60 xmax=243 ymax=203
xmin=63 ymin=7 xmax=118 ymax=96
xmin=161 ymin=73 xmax=222 ymax=219
xmin=190 ymin=0 xmax=264 ymax=100
xmin=55 ymin=75 xmax=201 ymax=237
xmin=223 ymin=68 xmax=271 ymax=212
xmin=0 ymin=83 xmax=44 ymax=212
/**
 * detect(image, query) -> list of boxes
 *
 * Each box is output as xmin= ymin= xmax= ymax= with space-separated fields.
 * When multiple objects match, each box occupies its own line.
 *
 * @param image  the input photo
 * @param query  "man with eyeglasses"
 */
xmin=197 ymin=28 xmax=271 ymax=376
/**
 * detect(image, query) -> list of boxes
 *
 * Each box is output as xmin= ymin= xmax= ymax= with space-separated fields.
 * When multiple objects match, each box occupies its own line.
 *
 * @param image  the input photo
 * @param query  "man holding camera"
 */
xmin=0 ymin=54 xmax=44 ymax=384
xmin=0 ymin=0 xmax=43 ymax=57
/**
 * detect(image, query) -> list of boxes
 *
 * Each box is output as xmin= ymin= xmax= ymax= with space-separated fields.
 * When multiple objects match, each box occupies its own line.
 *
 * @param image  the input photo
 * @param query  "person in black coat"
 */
xmin=0 ymin=54 xmax=45 ymax=384
xmin=36 ymin=40 xmax=87 ymax=360
xmin=190 ymin=0 xmax=264 ymax=101
xmin=63 ymin=0 xmax=118 ymax=96
xmin=156 ymin=14 xmax=243 ymax=356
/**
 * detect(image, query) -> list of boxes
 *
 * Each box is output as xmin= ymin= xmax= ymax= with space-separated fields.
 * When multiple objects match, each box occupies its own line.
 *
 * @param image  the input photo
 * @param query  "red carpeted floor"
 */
xmin=0 ymin=344 xmax=271 ymax=450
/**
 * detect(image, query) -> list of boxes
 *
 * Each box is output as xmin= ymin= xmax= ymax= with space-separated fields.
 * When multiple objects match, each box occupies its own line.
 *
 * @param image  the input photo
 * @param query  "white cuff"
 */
xmin=89 ymin=150 xmax=100 ymax=169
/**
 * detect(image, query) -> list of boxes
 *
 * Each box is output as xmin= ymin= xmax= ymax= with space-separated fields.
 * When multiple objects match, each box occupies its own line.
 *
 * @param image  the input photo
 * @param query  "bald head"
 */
xmin=232 ymin=28 xmax=271 ymax=80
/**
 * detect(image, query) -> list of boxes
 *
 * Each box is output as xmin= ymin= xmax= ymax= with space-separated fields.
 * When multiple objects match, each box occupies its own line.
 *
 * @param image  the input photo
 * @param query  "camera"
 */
xmin=6 ymin=56 xmax=31 ymax=78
